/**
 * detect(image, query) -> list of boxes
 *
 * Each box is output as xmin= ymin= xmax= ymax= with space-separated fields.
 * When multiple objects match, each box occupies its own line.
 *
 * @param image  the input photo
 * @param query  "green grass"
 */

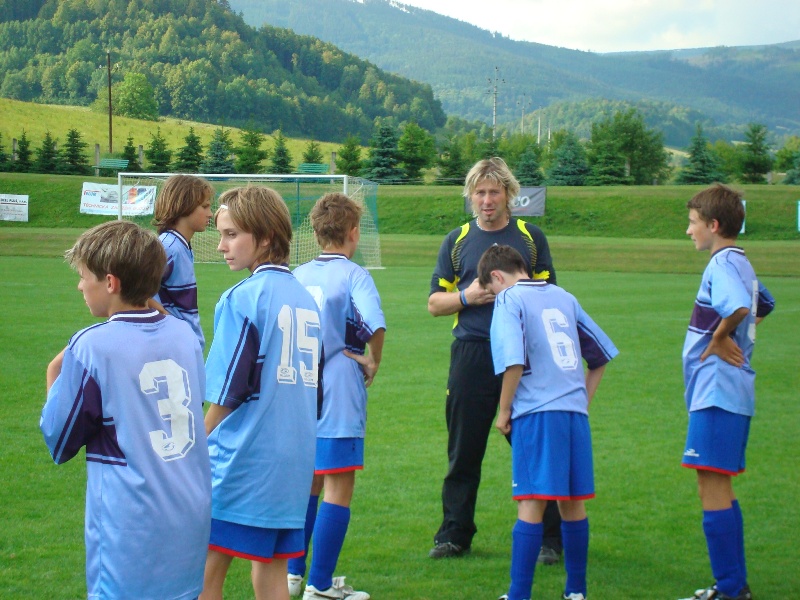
xmin=0 ymin=97 xmax=341 ymax=165
xmin=1 ymin=235 xmax=798 ymax=599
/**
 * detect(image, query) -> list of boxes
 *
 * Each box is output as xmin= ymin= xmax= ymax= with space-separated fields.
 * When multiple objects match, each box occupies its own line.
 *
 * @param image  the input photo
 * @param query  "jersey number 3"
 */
xmin=139 ymin=359 xmax=196 ymax=462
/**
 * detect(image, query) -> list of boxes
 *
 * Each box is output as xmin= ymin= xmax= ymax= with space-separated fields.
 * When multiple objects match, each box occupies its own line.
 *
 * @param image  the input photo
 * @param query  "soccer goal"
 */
xmin=115 ymin=173 xmax=382 ymax=268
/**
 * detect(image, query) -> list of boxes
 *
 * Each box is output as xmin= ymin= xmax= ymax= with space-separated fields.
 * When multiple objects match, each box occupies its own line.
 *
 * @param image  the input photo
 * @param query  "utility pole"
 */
xmin=107 ymin=50 xmax=113 ymax=153
xmin=487 ymin=66 xmax=504 ymax=141
xmin=517 ymin=94 xmax=531 ymax=135
xmin=537 ymin=107 xmax=542 ymax=145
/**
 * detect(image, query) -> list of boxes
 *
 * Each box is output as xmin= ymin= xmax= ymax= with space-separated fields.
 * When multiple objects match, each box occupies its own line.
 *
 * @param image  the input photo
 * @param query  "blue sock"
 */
xmin=562 ymin=518 xmax=589 ymax=597
xmin=307 ymin=502 xmax=350 ymax=591
xmin=731 ymin=500 xmax=747 ymax=588
xmin=703 ymin=508 xmax=745 ymax=597
xmin=288 ymin=494 xmax=319 ymax=577
xmin=508 ymin=520 xmax=542 ymax=600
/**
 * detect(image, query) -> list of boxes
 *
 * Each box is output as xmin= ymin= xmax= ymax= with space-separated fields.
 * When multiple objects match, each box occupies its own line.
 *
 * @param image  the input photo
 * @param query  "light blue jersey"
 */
xmin=491 ymin=280 xmax=618 ymax=418
xmin=40 ymin=310 xmax=211 ymax=600
xmin=683 ymin=246 xmax=775 ymax=416
xmin=293 ymin=254 xmax=386 ymax=438
xmin=205 ymin=264 xmax=320 ymax=529
xmin=155 ymin=230 xmax=204 ymax=350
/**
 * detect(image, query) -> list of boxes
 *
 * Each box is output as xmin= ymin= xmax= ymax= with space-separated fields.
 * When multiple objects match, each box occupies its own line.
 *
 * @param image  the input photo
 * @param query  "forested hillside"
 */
xmin=0 ymin=0 xmax=445 ymax=142
xmin=230 ymin=0 xmax=800 ymax=145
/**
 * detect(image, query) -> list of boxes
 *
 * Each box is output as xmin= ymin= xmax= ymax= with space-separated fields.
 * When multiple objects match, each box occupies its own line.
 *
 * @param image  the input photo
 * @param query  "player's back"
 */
xmin=155 ymin=229 xmax=204 ymax=349
xmin=42 ymin=310 xmax=211 ymax=600
xmin=293 ymin=254 xmax=386 ymax=438
xmin=492 ymin=281 xmax=617 ymax=418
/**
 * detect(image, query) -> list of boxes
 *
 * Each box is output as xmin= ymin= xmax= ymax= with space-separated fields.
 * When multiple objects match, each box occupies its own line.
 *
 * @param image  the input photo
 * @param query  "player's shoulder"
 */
xmin=67 ymin=320 xmax=112 ymax=350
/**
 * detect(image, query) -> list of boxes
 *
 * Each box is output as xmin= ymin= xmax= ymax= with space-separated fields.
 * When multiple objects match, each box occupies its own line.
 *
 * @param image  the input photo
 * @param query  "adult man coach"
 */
xmin=428 ymin=157 xmax=557 ymax=559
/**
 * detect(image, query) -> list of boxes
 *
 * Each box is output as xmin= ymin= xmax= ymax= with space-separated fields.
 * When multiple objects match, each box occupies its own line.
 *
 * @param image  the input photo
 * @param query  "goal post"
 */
xmin=115 ymin=172 xmax=381 ymax=268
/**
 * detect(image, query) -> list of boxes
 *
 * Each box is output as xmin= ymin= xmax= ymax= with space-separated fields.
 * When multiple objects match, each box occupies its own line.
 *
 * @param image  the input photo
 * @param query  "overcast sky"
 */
xmin=395 ymin=0 xmax=800 ymax=53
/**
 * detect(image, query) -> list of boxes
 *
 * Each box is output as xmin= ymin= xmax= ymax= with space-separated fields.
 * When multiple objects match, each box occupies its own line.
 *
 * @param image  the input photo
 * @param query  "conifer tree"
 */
xmin=269 ymin=130 xmax=293 ymax=174
xmin=121 ymin=134 xmax=143 ymax=172
xmin=515 ymin=146 xmax=545 ymax=186
xmin=783 ymin=151 xmax=800 ymax=185
xmin=34 ymin=130 xmax=59 ymax=174
xmin=235 ymin=128 xmax=269 ymax=174
xmin=739 ymin=123 xmax=773 ymax=184
xmin=436 ymin=136 xmax=468 ymax=185
xmin=676 ymin=124 xmax=725 ymax=184
xmin=58 ymin=128 xmax=91 ymax=175
xmin=335 ymin=135 xmax=363 ymax=176
xmin=586 ymin=136 xmax=631 ymax=186
xmin=13 ymin=130 xmax=33 ymax=173
xmin=173 ymin=128 xmax=203 ymax=173
xmin=362 ymin=124 xmax=403 ymax=183
xmin=546 ymin=132 xmax=589 ymax=186
xmin=145 ymin=127 xmax=172 ymax=171
xmin=202 ymin=128 xmax=235 ymax=174
xmin=301 ymin=139 xmax=324 ymax=164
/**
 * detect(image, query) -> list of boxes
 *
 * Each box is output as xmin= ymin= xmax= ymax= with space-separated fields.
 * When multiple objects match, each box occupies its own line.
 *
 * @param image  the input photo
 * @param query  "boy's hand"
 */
xmin=701 ymin=335 xmax=744 ymax=367
xmin=46 ymin=348 xmax=66 ymax=393
xmin=495 ymin=407 xmax=512 ymax=435
xmin=344 ymin=350 xmax=379 ymax=387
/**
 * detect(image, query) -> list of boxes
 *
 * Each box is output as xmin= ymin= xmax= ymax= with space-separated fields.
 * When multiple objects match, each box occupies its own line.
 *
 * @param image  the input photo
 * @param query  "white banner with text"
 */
xmin=80 ymin=182 xmax=157 ymax=216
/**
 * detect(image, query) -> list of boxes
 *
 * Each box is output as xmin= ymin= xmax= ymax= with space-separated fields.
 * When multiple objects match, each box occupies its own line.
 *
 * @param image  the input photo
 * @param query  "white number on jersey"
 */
xmin=139 ymin=359 xmax=196 ymax=462
xmin=277 ymin=304 xmax=320 ymax=387
xmin=541 ymin=308 xmax=579 ymax=370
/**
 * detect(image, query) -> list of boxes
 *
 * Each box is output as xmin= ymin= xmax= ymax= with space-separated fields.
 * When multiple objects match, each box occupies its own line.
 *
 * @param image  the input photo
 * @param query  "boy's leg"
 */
xmin=731 ymin=499 xmax=747 ymax=586
xmin=306 ymin=471 xmax=356 ymax=592
xmin=558 ymin=500 xmax=589 ymax=599
xmin=697 ymin=470 xmax=745 ymax=597
xmin=288 ymin=476 xmax=323 ymax=578
xmin=199 ymin=549 xmax=234 ymax=600
xmin=505 ymin=499 xmax=546 ymax=600
xmin=252 ymin=558 xmax=290 ymax=600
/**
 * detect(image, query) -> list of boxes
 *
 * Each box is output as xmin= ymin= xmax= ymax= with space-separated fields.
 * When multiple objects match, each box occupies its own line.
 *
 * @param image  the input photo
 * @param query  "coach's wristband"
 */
xmin=460 ymin=290 xmax=468 ymax=307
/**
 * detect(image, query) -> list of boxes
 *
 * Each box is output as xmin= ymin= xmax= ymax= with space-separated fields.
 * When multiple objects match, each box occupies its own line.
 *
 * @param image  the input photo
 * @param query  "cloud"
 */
xmin=400 ymin=0 xmax=800 ymax=52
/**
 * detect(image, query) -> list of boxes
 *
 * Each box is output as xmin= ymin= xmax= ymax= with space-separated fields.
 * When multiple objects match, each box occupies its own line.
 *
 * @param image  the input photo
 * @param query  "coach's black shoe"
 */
xmin=537 ymin=546 xmax=560 ymax=565
xmin=428 ymin=541 xmax=470 ymax=559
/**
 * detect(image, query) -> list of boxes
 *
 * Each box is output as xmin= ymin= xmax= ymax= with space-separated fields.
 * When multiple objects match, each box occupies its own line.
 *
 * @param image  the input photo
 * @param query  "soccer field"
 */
xmin=1 ymin=239 xmax=798 ymax=599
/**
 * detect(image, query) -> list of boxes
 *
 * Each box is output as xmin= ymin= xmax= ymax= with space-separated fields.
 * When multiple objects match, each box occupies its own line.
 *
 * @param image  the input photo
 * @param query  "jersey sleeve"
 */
xmin=524 ymin=222 xmax=557 ymax=284
xmin=575 ymin=303 xmax=619 ymax=370
xmin=430 ymin=231 xmax=458 ymax=295
xmin=710 ymin=259 xmax=752 ymax=318
xmin=40 ymin=345 xmax=103 ymax=464
xmin=349 ymin=267 xmax=387 ymax=347
xmin=756 ymin=280 xmax=775 ymax=318
xmin=205 ymin=296 xmax=262 ymax=410
xmin=490 ymin=292 xmax=526 ymax=375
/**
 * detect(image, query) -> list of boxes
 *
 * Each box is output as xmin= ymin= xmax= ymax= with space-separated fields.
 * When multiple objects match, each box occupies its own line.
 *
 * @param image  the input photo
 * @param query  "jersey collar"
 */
xmin=108 ymin=309 xmax=164 ymax=324
xmin=316 ymin=253 xmax=348 ymax=262
xmin=252 ymin=263 xmax=291 ymax=275
xmin=165 ymin=228 xmax=191 ymax=250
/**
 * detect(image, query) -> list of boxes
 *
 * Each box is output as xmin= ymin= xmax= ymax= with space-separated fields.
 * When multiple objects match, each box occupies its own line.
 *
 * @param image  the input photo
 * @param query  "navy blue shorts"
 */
xmin=209 ymin=519 xmax=303 ymax=563
xmin=682 ymin=406 xmax=750 ymax=475
xmin=315 ymin=437 xmax=364 ymax=474
xmin=511 ymin=411 xmax=594 ymax=501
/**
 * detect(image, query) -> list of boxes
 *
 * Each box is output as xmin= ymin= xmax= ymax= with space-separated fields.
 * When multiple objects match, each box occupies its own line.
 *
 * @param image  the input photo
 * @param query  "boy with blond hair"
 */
xmin=41 ymin=220 xmax=211 ymax=600
xmin=151 ymin=173 xmax=215 ymax=349
xmin=289 ymin=193 xmax=386 ymax=600
xmin=201 ymin=186 xmax=321 ymax=600
xmin=679 ymin=183 xmax=774 ymax=600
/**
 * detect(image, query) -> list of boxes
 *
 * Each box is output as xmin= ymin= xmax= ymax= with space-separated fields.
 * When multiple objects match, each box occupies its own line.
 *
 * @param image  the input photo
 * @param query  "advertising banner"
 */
xmin=80 ymin=182 xmax=157 ymax=216
xmin=0 ymin=194 xmax=29 ymax=222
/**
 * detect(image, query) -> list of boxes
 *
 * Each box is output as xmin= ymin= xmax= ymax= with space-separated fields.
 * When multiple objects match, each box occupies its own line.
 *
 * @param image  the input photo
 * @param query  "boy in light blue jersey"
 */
xmin=478 ymin=244 xmax=618 ymax=600
xmin=201 ymin=186 xmax=321 ymax=600
xmin=41 ymin=220 xmax=211 ymax=600
xmin=150 ymin=174 xmax=215 ymax=350
xmin=290 ymin=193 xmax=386 ymax=600
xmin=679 ymin=184 xmax=774 ymax=600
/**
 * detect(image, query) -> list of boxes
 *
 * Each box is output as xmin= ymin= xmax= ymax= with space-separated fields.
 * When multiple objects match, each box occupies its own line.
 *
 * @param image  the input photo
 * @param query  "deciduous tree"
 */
xmin=398 ymin=121 xmax=436 ymax=183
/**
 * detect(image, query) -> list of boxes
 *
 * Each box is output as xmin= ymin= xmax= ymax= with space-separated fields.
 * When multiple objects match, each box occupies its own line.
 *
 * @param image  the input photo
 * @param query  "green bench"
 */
xmin=295 ymin=162 xmax=329 ymax=174
xmin=94 ymin=158 xmax=130 ymax=176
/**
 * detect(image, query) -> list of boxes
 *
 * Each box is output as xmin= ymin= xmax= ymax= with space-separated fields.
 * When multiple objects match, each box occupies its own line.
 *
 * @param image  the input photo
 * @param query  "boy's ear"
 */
xmin=708 ymin=218 xmax=721 ymax=233
xmin=105 ymin=274 xmax=122 ymax=294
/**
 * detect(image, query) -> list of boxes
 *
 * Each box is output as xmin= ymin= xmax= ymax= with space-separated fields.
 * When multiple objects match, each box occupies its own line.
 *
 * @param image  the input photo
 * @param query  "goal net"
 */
xmin=115 ymin=173 xmax=381 ymax=268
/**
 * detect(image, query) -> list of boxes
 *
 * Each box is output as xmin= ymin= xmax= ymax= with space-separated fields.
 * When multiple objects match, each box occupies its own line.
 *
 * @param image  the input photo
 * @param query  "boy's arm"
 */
xmin=344 ymin=327 xmax=385 ymax=388
xmin=701 ymin=307 xmax=749 ymax=366
xmin=46 ymin=348 xmax=66 ymax=393
xmin=205 ymin=403 xmax=233 ymax=436
xmin=495 ymin=364 xmax=523 ymax=435
xmin=585 ymin=364 xmax=606 ymax=408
